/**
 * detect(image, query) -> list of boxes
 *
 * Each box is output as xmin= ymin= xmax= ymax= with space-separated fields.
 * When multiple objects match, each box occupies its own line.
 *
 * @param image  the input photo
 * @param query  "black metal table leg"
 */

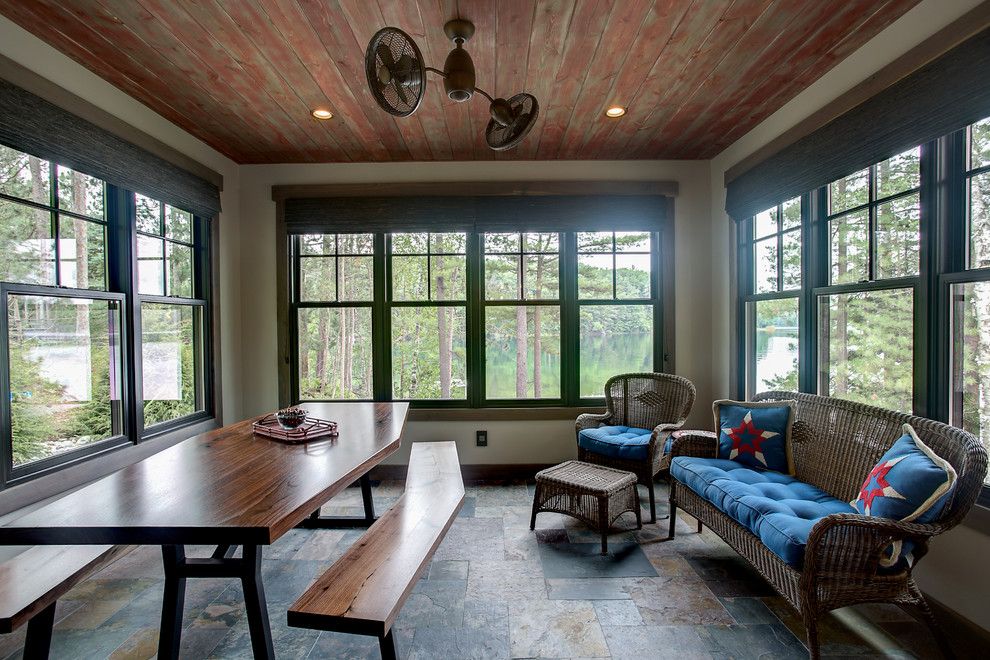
xmin=241 ymin=545 xmax=274 ymax=660
xmin=379 ymin=628 xmax=397 ymax=660
xmin=23 ymin=600 xmax=56 ymax=660
xmin=158 ymin=545 xmax=187 ymax=660
xmin=297 ymin=473 xmax=378 ymax=528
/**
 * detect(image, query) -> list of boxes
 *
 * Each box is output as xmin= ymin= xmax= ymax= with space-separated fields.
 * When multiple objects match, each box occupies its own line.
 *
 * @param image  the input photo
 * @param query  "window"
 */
xmin=0 ymin=143 xmax=214 ymax=486
xmin=288 ymin=228 xmax=666 ymax=407
xmin=742 ymin=198 xmax=801 ymax=397
xmin=820 ymin=148 xmax=920 ymax=410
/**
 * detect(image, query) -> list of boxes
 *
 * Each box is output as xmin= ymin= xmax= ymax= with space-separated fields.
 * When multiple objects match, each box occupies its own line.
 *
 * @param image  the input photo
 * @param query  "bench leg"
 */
xmin=667 ymin=484 xmax=678 ymax=540
xmin=379 ymin=629 xmax=397 ymax=660
xmin=530 ymin=483 xmax=541 ymax=530
xmin=159 ymin=545 xmax=187 ymax=660
xmin=23 ymin=601 xmax=56 ymax=660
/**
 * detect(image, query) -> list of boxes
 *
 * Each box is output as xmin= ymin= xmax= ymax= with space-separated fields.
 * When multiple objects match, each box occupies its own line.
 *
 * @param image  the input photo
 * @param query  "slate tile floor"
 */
xmin=0 ymin=480 xmax=976 ymax=659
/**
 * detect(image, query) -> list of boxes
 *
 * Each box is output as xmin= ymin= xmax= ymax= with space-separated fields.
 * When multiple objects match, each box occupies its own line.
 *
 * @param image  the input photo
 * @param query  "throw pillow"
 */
xmin=713 ymin=399 xmax=796 ymax=474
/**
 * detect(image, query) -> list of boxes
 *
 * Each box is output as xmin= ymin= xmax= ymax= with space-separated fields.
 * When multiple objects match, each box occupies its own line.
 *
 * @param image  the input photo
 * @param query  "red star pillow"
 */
xmin=713 ymin=399 xmax=796 ymax=474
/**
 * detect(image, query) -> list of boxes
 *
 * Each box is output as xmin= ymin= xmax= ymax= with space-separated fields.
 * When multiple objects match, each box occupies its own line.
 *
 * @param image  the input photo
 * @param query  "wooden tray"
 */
xmin=252 ymin=414 xmax=339 ymax=444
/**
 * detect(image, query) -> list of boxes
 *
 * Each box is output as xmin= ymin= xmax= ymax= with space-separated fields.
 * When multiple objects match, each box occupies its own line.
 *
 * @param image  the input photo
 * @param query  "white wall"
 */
xmin=239 ymin=160 xmax=712 ymax=465
xmin=707 ymin=0 xmax=990 ymax=631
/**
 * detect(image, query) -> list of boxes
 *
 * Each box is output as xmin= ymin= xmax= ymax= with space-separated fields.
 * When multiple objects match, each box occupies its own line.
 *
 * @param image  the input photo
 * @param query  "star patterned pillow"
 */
xmin=713 ymin=400 xmax=796 ymax=474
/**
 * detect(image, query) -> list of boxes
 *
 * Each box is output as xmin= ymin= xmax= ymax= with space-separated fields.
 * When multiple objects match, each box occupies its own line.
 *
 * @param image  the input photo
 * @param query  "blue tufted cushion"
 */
xmin=578 ymin=425 xmax=653 ymax=461
xmin=671 ymin=457 xmax=855 ymax=568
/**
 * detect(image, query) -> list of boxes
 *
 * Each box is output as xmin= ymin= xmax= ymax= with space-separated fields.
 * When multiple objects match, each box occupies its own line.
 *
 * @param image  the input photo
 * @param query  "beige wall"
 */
xmin=707 ymin=0 xmax=990 ymax=631
xmin=239 ymin=160 xmax=712 ymax=465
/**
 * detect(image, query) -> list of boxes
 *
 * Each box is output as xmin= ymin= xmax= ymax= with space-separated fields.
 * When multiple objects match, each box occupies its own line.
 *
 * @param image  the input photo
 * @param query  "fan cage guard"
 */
xmin=365 ymin=27 xmax=426 ymax=118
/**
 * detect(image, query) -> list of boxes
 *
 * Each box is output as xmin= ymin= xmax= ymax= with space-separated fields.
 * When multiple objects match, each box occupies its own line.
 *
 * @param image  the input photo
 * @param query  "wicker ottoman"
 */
xmin=530 ymin=461 xmax=642 ymax=554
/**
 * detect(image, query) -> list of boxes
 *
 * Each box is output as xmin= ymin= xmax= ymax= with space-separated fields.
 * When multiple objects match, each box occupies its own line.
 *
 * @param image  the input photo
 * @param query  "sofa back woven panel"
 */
xmin=754 ymin=391 xmax=974 ymax=511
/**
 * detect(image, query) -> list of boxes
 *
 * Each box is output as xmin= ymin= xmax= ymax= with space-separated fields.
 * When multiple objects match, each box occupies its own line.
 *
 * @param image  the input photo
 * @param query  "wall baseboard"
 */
xmin=369 ymin=462 xmax=554 ymax=484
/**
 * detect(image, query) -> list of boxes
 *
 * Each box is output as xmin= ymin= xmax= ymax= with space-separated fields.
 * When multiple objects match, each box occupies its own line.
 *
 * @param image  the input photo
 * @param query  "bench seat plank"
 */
xmin=0 ymin=545 xmax=123 ymax=633
xmin=288 ymin=442 xmax=463 ymax=637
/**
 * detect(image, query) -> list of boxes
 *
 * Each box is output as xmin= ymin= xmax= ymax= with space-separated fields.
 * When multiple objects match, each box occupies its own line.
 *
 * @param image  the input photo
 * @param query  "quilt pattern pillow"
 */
xmin=713 ymin=400 xmax=796 ymax=474
xmin=853 ymin=424 xmax=956 ymax=523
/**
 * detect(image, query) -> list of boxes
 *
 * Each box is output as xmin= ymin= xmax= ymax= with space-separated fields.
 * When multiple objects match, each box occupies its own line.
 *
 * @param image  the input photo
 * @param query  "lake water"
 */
xmin=754 ymin=327 xmax=799 ymax=392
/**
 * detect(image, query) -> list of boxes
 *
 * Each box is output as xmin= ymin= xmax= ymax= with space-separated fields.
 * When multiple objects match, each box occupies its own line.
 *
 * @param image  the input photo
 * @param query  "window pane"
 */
xmin=829 ymin=168 xmax=869 ymax=214
xmin=297 ymin=307 xmax=373 ymax=400
xmin=781 ymin=230 xmax=801 ymax=290
xmin=0 ymin=198 xmax=55 ymax=285
xmin=781 ymin=197 xmax=801 ymax=231
xmin=137 ymin=235 xmax=164 ymax=295
xmin=142 ymin=303 xmax=202 ymax=426
xmin=821 ymin=288 xmax=914 ymax=412
xmin=392 ymin=255 xmax=428 ymax=301
xmin=876 ymin=193 xmax=920 ymax=278
xmin=300 ymin=234 xmax=334 ymax=255
xmin=338 ymin=256 xmax=374 ymax=301
xmin=0 ymin=146 xmax=50 ymax=204
xmin=391 ymin=306 xmax=466 ymax=399
xmin=299 ymin=256 xmax=336 ymax=302
xmin=485 ymin=254 xmax=520 ymax=300
xmin=485 ymin=306 xmax=560 ymax=399
xmin=166 ymin=241 xmax=193 ymax=298
xmin=135 ymin=194 xmax=161 ymax=235
xmin=969 ymin=171 xmax=990 ymax=270
xmin=430 ymin=232 xmax=466 ymax=254
xmin=754 ymin=238 xmax=778 ymax=294
xmin=875 ymin=147 xmax=920 ymax=198
xmin=752 ymin=298 xmax=799 ymax=394
xmin=830 ymin=210 xmax=869 ymax=284
xmin=338 ymin=233 xmax=374 ymax=255
xmin=8 ymin=294 xmax=122 ymax=466
xmin=971 ymin=117 xmax=990 ymax=170
xmin=57 ymin=166 xmax=104 ymax=220
xmin=754 ymin=208 xmax=777 ymax=238
xmin=577 ymin=231 xmax=612 ymax=252
xmin=485 ymin=232 xmax=519 ymax=252
xmin=59 ymin=218 xmax=106 ymax=290
xmin=524 ymin=254 xmax=559 ymax=300
xmin=615 ymin=253 xmax=651 ymax=298
xmin=951 ymin=281 xmax=990 ymax=483
xmin=392 ymin=232 xmax=428 ymax=254
xmin=165 ymin=205 xmax=193 ymax=243
xmin=615 ymin=231 xmax=650 ymax=252
xmin=430 ymin=255 xmax=465 ymax=301
xmin=579 ymin=304 xmax=653 ymax=397
xmin=525 ymin=232 xmax=558 ymax=253
xmin=578 ymin=253 xmax=613 ymax=299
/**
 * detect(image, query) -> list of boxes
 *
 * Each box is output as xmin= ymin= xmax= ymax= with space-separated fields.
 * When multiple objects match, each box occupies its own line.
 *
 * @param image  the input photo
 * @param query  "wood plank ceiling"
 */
xmin=0 ymin=0 xmax=921 ymax=163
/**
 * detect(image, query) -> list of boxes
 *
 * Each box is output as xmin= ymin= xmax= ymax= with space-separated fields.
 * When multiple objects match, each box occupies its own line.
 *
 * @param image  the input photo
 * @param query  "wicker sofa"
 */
xmin=667 ymin=391 xmax=988 ymax=659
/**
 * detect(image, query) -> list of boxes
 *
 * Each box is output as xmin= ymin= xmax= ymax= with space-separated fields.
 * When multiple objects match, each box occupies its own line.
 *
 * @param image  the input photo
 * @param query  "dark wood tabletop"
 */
xmin=0 ymin=403 xmax=408 ymax=546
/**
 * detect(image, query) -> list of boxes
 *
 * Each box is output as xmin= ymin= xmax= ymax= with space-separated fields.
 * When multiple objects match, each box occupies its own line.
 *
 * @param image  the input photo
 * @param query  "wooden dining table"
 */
xmin=0 ymin=402 xmax=409 ymax=659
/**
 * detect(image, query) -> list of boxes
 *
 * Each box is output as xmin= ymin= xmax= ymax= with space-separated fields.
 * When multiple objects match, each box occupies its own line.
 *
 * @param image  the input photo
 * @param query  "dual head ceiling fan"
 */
xmin=364 ymin=19 xmax=539 ymax=151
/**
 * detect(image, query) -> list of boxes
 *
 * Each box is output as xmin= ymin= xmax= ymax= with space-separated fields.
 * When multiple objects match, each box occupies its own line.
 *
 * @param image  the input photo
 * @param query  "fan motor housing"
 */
xmin=443 ymin=45 xmax=475 ymax=102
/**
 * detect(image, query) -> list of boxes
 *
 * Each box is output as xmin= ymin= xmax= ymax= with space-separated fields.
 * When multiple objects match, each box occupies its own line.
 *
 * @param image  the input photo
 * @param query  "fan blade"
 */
xmin=394 ymin=81 xmax=411 ymax=108
xmin=376 ymin=43 xmax=396 ymax=69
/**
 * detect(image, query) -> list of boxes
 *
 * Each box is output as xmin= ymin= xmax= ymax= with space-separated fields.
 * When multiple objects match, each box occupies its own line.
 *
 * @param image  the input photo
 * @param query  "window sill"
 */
xmin=408 ymin=406 xmax=604 ymax=422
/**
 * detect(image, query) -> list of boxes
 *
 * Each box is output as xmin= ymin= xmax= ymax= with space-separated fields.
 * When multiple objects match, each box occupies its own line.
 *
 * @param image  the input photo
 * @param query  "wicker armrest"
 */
xmin=668 ymin=430 xmax=718 ymax=459
xmin=802 ymin=513 xmax=940 ymax=579
xmin=575 ymin=412 xmax=611 ymax=432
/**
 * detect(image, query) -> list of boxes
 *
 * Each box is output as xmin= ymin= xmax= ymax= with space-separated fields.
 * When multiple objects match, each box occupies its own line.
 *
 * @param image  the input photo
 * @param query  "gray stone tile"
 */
xmin=429 ymin=559 xmax=469 ymax=581
xmin=406 ymin=599 xmax=509 ymax=660
xmin=466 ymin=559 xmax=546 ymax=601
xmin=291 ymin=529 xmax=348 ymax=561
xmin=535 ymin=528 xmax=569 ymax=544
xmin=306 ymin=630 xmax=383 ymax=659
xmin=547 ymin=578 xmax=631 ymax=600
xmin=719 ymin=596 xmax=782 ymax=625
xmin=208 ymin=610 xmax=320 ymax=659
xmin=434 ymin=517 xmax=505 ymax=561
xmin=457 ymin=495 xmax=477 ymax=518
xmin=259 ymin=559 xmax=328 ymax=605
xmin=503 ymin=527 xmax=541 ymax=560
xmin=539 ymin=542 xmax=658 ymax=579
xmin=701 ymin=623 xmax=807 ymax=659
xmin=508 ymin=598 xmax=609 ymax=659
xmin=603 ymin=624 xmax=714 ymax=659
xmin=395 ymin=579 xmax=467 ymax=629
xmin=684 ymin=555 xmax=776 ymax=597
xmin=48 ymin=628 xmax=136 ymax=660
xmin=625 ymin=576 xmax=735 ymax=626
xmin=594 ymin=599 xmax=644 ymax=626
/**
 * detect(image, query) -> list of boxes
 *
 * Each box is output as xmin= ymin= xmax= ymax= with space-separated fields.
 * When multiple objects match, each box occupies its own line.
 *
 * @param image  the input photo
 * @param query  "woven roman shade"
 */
xmin=725 ymin=27 xmax=990 ymax=221
xmin=284 ymin=194 xmax=670 ymax=235
xmin=0 ymin=79 xmax=221 ymax=218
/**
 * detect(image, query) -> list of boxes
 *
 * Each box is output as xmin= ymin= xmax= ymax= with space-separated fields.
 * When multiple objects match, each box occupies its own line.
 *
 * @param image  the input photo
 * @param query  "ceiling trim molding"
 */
xmin=724 ymin=1 xmax=990 ymax=187
xmin=271 ymin=180 xmax=678 ymax=202
xmin=0 ymin=53 xmax=224 ymax=190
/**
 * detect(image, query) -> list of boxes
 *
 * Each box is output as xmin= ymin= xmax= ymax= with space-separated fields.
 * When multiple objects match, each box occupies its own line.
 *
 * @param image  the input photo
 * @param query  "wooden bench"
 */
xmin=0 ymin=545 xmax=125 ymax=658
xmin=287 ymin=441 xmax=463 ymax=659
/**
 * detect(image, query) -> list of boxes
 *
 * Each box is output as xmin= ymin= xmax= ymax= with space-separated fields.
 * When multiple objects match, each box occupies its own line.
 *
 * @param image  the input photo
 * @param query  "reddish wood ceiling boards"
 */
xmin=0 ymin=0 xmax=921 ymax=163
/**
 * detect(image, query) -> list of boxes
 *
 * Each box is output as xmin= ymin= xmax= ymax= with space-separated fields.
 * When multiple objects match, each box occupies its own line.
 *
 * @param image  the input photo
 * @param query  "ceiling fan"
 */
xmin=365 ymin=19 xmax=539 ymax=152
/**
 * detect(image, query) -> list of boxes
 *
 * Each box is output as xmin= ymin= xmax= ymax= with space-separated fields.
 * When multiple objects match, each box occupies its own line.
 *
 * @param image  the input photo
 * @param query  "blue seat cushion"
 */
xmin=671 ymin=457 xmax=855 ymax=568
xmin=578 ymin=425 xmax=653 ymax=461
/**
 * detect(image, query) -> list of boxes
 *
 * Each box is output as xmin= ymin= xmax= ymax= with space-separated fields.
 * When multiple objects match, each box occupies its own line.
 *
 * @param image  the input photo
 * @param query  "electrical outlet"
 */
xmin=476 ymin=430 xmax=487 ymax=447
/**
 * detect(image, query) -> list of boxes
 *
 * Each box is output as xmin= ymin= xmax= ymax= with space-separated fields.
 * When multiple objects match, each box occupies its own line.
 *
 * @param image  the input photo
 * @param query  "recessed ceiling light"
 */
xmin=312 ymin=108 xmax=334 ymax=120
xmin=605 ymin=106 xmax=626 ymax=118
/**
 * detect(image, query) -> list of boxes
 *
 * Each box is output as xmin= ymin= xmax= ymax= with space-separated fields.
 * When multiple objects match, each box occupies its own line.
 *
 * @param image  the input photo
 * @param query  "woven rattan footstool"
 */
xmin=530 ymin=461 xmax=642 ymax=555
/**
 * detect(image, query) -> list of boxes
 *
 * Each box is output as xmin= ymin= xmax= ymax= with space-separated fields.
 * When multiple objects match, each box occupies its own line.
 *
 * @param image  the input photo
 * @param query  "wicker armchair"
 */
xmin=667 ymin=391 xmax=989 ymax=659
xmin=576 ymin=373 xmax=696 ymax=523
